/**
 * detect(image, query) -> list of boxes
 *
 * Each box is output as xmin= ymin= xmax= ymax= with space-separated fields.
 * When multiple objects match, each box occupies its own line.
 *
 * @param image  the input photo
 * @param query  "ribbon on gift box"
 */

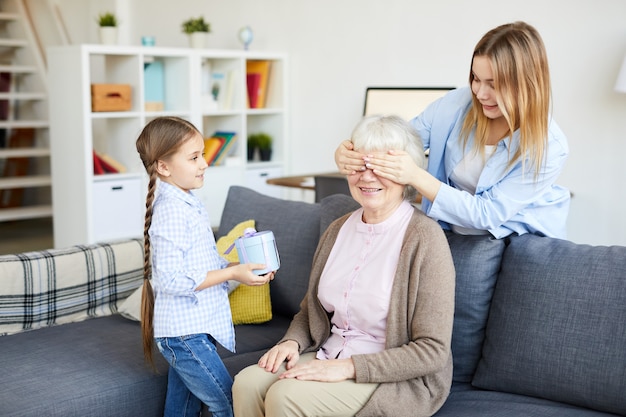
xmin=224 ymin=227 xmax=257 ymax=255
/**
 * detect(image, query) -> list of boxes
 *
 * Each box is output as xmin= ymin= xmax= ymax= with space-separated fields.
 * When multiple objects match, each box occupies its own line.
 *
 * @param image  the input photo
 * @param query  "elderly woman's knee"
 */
xmin=233 ymin=365 xmax=261 ymax=396
xmin=264 ymin=379 xmax=304 ymax=415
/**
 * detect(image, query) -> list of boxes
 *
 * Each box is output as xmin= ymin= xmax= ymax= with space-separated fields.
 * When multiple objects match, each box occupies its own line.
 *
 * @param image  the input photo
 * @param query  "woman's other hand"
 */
xmin=364 ymin=150 xmax=419 ymax=185
xmin=258 ymin=340 xmax=300 ymax=373
xmin=365 ymin=150 xmax=441 ymax=202
xmin=335 ymin=140 xmax=366 ymax=174
xmin=279 ymin=358 xmax=356 ymax=382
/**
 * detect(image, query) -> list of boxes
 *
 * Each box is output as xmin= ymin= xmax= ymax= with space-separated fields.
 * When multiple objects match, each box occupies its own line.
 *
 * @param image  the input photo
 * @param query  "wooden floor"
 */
xmin=0 ymin=217 xmax=54 ymax=255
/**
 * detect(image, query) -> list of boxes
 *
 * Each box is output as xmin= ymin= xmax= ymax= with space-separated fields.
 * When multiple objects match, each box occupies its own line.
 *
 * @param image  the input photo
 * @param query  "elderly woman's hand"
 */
xmin=278 ymin=358 xmax=356 ymax=382
xmin=258 ymin=340 xmax=300 ymax=373
xmin=335 ymin=140 xmax=366 ymax=174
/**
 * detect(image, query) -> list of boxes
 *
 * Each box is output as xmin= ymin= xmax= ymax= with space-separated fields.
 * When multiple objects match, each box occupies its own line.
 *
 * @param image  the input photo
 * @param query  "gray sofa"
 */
xmin=1 ymin=185 xmax=625 ymax=417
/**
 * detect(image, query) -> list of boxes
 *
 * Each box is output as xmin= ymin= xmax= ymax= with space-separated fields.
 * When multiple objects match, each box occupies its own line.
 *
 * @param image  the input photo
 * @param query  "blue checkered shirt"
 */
xmin=150 ymin=181 xmax=234 ymax=352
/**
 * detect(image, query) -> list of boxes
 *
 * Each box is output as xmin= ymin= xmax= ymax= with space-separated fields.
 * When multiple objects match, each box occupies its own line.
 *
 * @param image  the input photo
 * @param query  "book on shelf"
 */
xmin=93 ymin=151 xmax=126 ymax=175
xmin=99 ymin=153 xmax=127 ymax=173
xmin=204 ymin=136 xmax=225 ymax=165
xmin=143 ymin=59 xmax=165 ymax=111
xmin=210 ymin=131 xmax=238 ymax=166
xmin=93 ymin=151 xmax=105 ymax=175
xmin=246 ymin=60 xmax=272 ymax=108
xmin=210 ymin=71 xmax=227 ymax=110
xmin=222 ymin=69 xmax=237 ymax=110
xmin=200 ymin=60 xmax=217 ymax=112
xmin=246 ymin=73 xmax=261 ymax=108
xmin=206 ymin=69 xmax=237 ymax=111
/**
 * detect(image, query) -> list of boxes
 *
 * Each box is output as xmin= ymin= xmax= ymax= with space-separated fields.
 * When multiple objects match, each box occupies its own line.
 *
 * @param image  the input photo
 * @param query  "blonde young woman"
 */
xmin=233 ymin=115 xmax=456 ymax=417
xmin=135 ymin=116 xmax=274 ymax=417
xmin=336 ymin=21 xmax=570 ymax=239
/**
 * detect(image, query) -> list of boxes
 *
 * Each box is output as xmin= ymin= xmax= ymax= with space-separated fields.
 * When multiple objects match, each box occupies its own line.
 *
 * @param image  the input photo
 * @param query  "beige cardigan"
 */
xmin=280 ymin=208 xmax=456 ymax=417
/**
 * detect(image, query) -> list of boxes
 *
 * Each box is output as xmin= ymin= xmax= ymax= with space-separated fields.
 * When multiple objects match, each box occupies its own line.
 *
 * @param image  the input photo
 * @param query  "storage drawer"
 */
xmin=92 ymin=178 xmax=143 ymax=242
xmin=245 ymin=167 xmax=284 ymax=198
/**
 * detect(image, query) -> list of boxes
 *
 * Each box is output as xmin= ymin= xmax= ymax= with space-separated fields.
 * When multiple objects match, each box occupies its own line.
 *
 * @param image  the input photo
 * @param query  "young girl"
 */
xmin=336 ymin=21 xmax=570 ymax=239
xmin=135 ymin=116 xmax=274 ymax=417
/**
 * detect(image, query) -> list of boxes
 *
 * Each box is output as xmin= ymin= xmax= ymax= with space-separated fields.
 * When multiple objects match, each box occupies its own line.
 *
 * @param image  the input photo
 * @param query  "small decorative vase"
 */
xmin=99 ymin=27 xmax=118 ymax=45
xmin=189 ymin=32 xmax=207 ymax=49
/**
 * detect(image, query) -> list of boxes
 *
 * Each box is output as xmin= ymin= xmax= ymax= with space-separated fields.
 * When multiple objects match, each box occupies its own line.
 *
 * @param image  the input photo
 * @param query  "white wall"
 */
xmin=56 ymin=0 xmax=626 ymax=246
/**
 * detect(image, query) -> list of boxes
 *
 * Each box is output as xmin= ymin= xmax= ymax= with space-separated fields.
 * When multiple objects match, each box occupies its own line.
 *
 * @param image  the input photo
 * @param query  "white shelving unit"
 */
xmin=48 ymin=44 xmax=288 ymax=248
xmin=0 ymin=0 xmax=51 ymax=222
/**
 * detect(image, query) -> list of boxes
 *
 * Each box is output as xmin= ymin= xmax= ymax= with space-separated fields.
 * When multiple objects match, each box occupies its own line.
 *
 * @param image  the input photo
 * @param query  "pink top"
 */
xmin=316 ymin=200 xmax=414 ymax=360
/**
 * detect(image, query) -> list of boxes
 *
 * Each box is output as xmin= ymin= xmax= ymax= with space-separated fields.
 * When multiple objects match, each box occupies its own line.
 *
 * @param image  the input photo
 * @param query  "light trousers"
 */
xmin=233 ymin=352 xmax=378 ymax=417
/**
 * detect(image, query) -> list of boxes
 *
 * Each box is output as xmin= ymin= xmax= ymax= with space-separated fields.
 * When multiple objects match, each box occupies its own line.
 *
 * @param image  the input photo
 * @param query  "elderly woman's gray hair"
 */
xmin=350 ymin=114 xmax=425 ymax=201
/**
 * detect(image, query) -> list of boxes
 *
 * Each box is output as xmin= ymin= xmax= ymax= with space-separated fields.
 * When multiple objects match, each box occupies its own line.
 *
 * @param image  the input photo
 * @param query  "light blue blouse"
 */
xmin=410 ymin=87 xmax=570 ymax=239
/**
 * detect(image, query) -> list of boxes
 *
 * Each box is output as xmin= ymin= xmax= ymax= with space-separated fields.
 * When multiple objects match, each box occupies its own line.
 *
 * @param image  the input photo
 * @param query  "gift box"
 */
xmin=91 ymin=84 xmax=132 ymax=112
xmin=234 ymin=229 xmax=280 ymax=275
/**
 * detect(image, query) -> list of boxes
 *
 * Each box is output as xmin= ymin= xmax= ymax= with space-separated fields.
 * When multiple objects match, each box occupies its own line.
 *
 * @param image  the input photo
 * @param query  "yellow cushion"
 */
xmin=228 ymin=283 xmax=272 ymax=325
xmin=216 ymin=220 xmax=272 ymax=324
xmin=216 ymin=219 xmax=255 ymax=263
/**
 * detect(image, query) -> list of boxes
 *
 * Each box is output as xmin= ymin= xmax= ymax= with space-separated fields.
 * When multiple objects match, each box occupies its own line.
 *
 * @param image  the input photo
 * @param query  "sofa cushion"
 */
xmin=319 ymin=193 xmax=360 ymax=234
xmin=0 ymin=239 xmax=143 ymax=336
xmin=445 ymin=231 xmax=505 ymax=383
xmin=473 ymin=234 xmax=626 ymax=416
xmin=118 ymin=283 xmax=142 ymax=321
xmin=434 ymin=383 xmax=617 ymax=417
xmin=0 ymin=314 xmax=168 ymax=416
xmin=218 ymin=186 xmax=321 ymax=317
xmin=228 ymin=284 xmax=272 ymax=325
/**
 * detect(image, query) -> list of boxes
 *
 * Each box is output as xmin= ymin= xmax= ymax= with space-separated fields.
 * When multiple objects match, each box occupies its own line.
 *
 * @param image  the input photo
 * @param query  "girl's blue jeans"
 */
xmin=156 ymin=334 xmax=234 ymax=417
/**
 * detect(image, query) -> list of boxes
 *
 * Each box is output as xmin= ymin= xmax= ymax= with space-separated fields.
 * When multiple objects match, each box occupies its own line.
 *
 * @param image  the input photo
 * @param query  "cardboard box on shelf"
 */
xmin=91 ymin=84 xmax=132 ymax=112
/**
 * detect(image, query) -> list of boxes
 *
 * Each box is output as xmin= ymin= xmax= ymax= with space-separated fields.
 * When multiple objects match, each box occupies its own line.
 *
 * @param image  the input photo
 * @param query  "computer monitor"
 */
xmin=363 ymin=87 xmax=454 ymax=121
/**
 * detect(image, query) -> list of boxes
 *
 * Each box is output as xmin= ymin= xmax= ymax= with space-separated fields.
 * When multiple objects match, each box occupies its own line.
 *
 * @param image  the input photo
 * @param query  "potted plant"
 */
xmin=247 ymin=132 xmax=273 ymax=161
xmin=255 ymin=133 xmax=273 ymax=161
xmin=246 ymin=134 xmax=259 ymax=161
xmin=182 ymin=16 xmax=211 ymax=48
xmin=96 ymin=12 xmax=118 ymax=45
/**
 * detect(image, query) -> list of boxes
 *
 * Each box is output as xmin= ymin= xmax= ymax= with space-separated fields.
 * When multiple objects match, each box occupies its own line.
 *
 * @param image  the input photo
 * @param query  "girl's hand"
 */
xmin=231 ymin=264 xmax=274 ymax=286
xmin=258 ymin=340 xmax=300 ymax=373
xmin=199 ymin=264 xmax=274 ymax=290
xmin=335 ymin=140 xmax=366 ymax=174
xmin=364 ymin=149 xmax=421 ymax=186
xmin=279 ymin=358 xmax=355 ymax=382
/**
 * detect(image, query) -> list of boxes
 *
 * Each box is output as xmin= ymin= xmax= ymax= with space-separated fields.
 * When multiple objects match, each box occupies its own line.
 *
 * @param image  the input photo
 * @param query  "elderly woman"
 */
xmin=232 ymin=115 xmax=456 ymax=417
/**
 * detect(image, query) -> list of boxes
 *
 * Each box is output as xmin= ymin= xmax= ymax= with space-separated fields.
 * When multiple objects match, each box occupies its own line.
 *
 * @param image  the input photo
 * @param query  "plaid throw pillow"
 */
xmin=0 ymin=239 xmax=143 ymax=336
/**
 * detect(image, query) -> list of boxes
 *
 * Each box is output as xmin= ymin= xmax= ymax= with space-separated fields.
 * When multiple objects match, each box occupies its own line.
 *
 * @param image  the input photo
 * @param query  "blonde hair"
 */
xmin=461 ymin=21 xmax=551 ymax=178
xmin=135 ymin=116 xmax=201 ymax=367
xmin=351 ymin=114 xmax=425 ymax=201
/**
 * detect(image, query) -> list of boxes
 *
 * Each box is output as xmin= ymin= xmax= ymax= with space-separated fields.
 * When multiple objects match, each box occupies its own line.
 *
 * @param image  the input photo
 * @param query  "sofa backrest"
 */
xmin=0 ymin=239 xmax=144 ymax=336
xmin=444 ymin=231 xmax=506 ymax=383
xmin=473 ymin=234 xmax=626 ymax=416
xmin=218 ymin=186 xmax=360 ymax=318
